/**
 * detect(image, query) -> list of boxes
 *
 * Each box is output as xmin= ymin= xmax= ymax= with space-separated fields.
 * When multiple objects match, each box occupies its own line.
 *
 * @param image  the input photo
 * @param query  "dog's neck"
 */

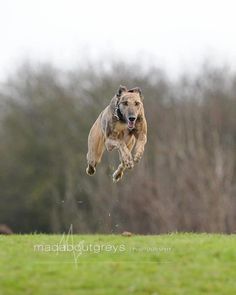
xmin=114 ymin=103 xmax=126 ymax=122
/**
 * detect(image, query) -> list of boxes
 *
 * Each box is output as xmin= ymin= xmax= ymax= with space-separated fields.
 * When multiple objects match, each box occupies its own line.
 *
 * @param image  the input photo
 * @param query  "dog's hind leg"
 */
xmin=86 ymin=122 xmax=105 ymax=176
xmin=86 ymin=142 xmax=104 ymax=176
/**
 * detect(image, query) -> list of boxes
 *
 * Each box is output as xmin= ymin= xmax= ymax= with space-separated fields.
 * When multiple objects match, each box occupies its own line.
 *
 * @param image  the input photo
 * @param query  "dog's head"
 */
xmin=115 ymin=85 xmax=144 ymax=130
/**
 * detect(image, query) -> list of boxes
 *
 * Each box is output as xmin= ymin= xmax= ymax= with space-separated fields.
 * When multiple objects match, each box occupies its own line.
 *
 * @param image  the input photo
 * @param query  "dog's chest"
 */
xmin=112 ymin=122 xmax=135 ymax=141
xmin=114 ymin=121 xmax=127 ymax=134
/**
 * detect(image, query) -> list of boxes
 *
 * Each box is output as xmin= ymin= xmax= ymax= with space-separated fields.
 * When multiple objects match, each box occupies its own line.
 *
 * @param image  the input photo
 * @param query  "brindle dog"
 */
xmin=86 ymin=85 xmax=147 ymax=182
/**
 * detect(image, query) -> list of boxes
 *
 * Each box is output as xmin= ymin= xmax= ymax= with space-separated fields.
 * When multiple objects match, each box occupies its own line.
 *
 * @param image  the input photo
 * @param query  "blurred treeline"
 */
xmin=0 ymin=61 xmax=236 ymax=234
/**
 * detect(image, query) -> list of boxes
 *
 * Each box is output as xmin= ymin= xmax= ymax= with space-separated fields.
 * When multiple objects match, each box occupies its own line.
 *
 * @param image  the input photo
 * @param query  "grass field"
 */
xmin=0 ymin=233 xmax=236 ymax=295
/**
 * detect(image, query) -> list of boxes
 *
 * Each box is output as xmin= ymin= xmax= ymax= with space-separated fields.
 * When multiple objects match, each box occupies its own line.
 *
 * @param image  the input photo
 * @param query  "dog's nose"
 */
xmin=128 ymin=116 xmax=136 ymax=122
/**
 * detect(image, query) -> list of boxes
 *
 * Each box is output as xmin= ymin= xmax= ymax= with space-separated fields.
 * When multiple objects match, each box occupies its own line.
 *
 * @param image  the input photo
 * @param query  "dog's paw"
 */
xmin=133 ymin=153 xmax=142 ymax=163
xmin=112 ymin=170 xmax=124 ymax=183
xmin=86 ymin=165 xmax=96 ymax=176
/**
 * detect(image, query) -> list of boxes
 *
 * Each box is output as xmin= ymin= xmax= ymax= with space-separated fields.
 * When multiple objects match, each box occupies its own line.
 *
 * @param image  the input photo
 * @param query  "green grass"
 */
xmin=0 ymin=233 xmax=236 ymax=295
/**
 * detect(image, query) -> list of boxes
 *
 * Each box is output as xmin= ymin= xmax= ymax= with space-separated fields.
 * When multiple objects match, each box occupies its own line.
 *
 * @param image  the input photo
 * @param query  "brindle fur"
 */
xmin=86 ymin=85 xmax=147 ymax=182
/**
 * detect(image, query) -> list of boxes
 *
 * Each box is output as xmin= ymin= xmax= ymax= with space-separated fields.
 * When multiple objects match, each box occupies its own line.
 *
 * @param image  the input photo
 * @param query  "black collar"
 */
xmin=114 ymin=104 xmax=126 ymax=122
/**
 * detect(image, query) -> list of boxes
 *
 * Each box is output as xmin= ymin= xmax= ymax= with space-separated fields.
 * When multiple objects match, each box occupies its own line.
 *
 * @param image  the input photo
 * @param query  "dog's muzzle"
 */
xmin=127 ymin=116 xmax=136 ymax=130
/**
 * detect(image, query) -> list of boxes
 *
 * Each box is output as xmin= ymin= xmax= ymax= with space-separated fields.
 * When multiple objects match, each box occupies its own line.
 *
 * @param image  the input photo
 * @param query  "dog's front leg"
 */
xmin=133 ymin=133 xmax=147 ymax=163
xmin=105 ymin=138 xmax=134 ymax=169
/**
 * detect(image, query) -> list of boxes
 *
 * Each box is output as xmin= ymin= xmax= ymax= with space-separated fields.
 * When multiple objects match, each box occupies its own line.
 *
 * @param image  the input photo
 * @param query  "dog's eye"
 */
xmin=135 ymin=101 xmax=140 ymax=106
xmin=123 ymin=101 xmax=128 ymax=106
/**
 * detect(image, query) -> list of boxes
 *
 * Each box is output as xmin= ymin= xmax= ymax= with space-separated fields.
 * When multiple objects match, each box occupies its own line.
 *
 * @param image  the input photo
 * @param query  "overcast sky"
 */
xmin=1 ymin=0 xmax=236 ymax=80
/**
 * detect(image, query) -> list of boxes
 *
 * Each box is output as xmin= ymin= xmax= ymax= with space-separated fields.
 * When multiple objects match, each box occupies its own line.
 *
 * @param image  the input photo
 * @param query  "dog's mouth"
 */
xmin=127 ymin=120 xmax=136 ymax=130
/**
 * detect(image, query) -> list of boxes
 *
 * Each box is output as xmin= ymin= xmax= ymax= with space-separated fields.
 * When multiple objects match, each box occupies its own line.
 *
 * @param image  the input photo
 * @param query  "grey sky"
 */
xmin=1 ymin=0 xmax=236 ymax=80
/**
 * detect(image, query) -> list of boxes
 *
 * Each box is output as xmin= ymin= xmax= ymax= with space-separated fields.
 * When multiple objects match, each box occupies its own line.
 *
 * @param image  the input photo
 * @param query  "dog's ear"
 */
xmin=110 ymin=85 xmax=127 ymax=110
xmin=128 ymin=87 xmax=143 ymax=100
xmin=117 ymin=85 xmax=128 ymax=98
